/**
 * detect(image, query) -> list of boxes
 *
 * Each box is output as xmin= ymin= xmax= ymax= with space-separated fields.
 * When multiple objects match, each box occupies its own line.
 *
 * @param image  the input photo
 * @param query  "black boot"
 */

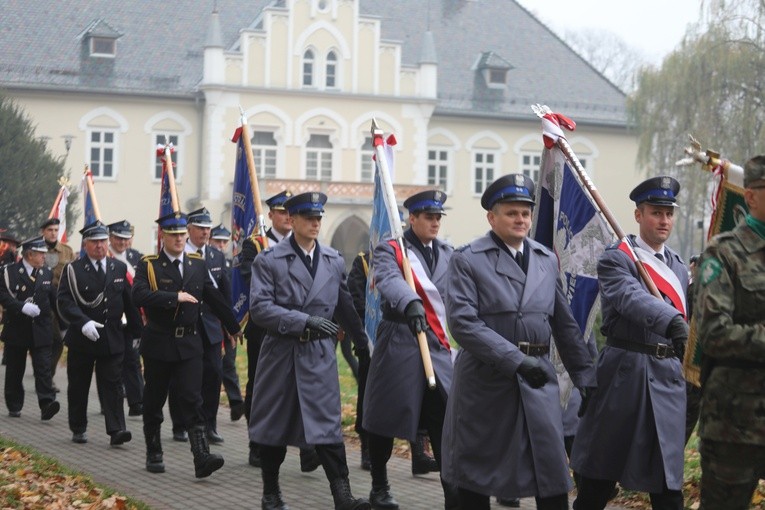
xmin=262 ymin=492 xmax=289 ymax=510
xmin=442 ymin=479 xmax=461 ymax=510
xmin=189 ymin=424 xmax=224 ymax=478
xmin=369 ymin=483 xmax=399 ymax=509
xmin=410 ymin=431 xmax=438 ymax=475
xmin=300 ymin=447 xmax=321 ymax=472
xmin=330 ymin=478 xmax=371 ymax=510
xmin=144 ymin=427 xmax=165 ymax=473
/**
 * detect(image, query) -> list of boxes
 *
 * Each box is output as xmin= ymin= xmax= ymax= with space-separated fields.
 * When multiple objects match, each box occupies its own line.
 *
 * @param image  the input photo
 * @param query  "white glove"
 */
xmin=132 ymin=338 xmax=141 ymax=350
xmin=81 ymin=321 xmax=104 ymax=342
xmin=21 ymin=303 xmax=41 ymax=318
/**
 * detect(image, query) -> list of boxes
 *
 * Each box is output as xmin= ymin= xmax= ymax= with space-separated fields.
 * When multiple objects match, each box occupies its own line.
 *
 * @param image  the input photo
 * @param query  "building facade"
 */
xmin=1 ymin=0 xmax=638 ymax=265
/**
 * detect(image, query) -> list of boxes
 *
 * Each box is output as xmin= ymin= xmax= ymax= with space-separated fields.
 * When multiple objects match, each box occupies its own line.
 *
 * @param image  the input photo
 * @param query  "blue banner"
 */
xmin=532 ymin=147 xmax=614 ymax=339
xmin=365 ymin=145 xmax=395 ymax=344
xmin=230 ymin=136 xmax=257 ymax=325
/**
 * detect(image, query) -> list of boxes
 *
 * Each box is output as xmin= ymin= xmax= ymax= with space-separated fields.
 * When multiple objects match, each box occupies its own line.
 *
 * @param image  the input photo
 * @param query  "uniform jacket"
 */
xmin=57 ymin=257 xmax=142 ymax=357
xmin=125 ymin=248 xmax=143 ymax=269
xmin=363 ymin=236 xmax=454 ymax=442
xmin=570 ymin=235 xmax=689 ymax=492
xmin=132 ymin=251 xmax=239 ymax=362
xmin=248 ymin=239 xmax=368 ymax=446
xmin=44 ymin=241 xmax=75 ymax=287
xmin=696 ymin=222 xmax=765 ymax=446
xmin=442 ymin=234 xmax=596 ymax=499
xmin=0 ymin=262 xmax=56 ymax=347
xmin=185 ymin=243 xmax=231 ymax=345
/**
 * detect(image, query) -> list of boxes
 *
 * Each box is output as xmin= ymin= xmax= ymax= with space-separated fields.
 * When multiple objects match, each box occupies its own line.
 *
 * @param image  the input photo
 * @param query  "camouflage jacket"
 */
xmin=695 ymin=221 xmax=765 ymax=445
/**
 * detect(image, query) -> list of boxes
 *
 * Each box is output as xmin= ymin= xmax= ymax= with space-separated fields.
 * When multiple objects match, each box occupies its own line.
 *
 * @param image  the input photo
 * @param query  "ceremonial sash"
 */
xmin=388 ymin=240 xmax=450 ymax=351
xmin=617 ymin=241 xmax=687 ymax=319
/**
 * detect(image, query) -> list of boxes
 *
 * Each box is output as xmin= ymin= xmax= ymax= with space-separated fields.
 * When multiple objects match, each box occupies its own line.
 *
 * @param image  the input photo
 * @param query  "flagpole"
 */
xmin=163 ymin=143 xmax=180 ymax=213
xmin=83 ymin=165 xmax=103 ymax=221
xmin=371 ymin=119 xmax=436 ymax=390
xmin=239 ymin=107 xmax=268 ymax=245
xmin=48 ymin=185 xmax=65 ymax=218
xmin=531 ymin=105 xmax=662 ymax=300
xmin=677 ymin=135 xmax=744 ymax=182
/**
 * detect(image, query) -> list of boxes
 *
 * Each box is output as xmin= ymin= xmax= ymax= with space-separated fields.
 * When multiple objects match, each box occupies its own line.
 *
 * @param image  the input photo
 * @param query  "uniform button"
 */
xmin=324 ymin=308 xmax=329 ymax=312
xmin=518 ymin=313 xmax=523 ymax=319
xmin=649 ymin=377 xmax=655 ymax=382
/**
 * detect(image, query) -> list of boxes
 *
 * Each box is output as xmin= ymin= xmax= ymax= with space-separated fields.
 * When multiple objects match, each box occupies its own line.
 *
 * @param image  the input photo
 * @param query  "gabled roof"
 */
xmin=78 ymin=19 xmax=122 ymax=40
xmin=0 ymin=0 xmax=626 ymax=124
xmin=475 ymin=51 xmax=514 ymax=71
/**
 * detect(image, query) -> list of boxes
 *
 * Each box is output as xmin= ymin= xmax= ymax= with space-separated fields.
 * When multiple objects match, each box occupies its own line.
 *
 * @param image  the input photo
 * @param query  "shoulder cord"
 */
xmin=66 ymin=263 xmax=104 ymax=309
xmin=2 ymin=266 xmax=17 ymax=300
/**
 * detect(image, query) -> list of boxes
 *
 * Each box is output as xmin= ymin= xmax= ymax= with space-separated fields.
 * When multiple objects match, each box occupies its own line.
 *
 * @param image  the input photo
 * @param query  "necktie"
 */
xmin=172 ymin=258 xmax=182 ymax=278
xmin=515 ymin=251 xmax=525 ymax=274
xmin=95 ymin=261 xmax=104 ymax=275
xmin=424 ymin=246 xmax=434 ymax=271
xmin=30 ymin=268 xmax=38 ymax=279
xmin=306 ymin=253 xmax=313 ymax=268
xmin=197 ymin=248 xmax=203 ymax=256
xmin=655 ymin=252 xmax=665 ymax=264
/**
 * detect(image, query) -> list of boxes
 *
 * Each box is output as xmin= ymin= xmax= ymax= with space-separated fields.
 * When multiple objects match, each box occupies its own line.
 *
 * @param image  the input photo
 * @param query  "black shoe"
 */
xmin=497 ymin=498 xmax=520 ymax=507
xmin=173 ymin=430 xmax=188 ymax=442
xmin=262 ymin=492 xmax=289 ymax=510
xmin=230 ymin=401 xmax=245 ymax=421
xmin=128 ymin=403 xmax=143 ymax=416
xmin=41 ymin=401 xmax=60 ymax=421
xmin=110 ymin=430 xmax=132 ymax=446
xmin=72 ymin=432 xmax=88 ymax=444
xmin=300 ymin=448 xmax=321 ymax=472
xmin=370 ymin=485 xmax=399 ymax=509
xmin=207 ymin=429 xmax=224 ymax=444
xmin=249 ymin=443 xmax=262 ymax=467
xmin=8 ymin=410 xmax=21 ymax=418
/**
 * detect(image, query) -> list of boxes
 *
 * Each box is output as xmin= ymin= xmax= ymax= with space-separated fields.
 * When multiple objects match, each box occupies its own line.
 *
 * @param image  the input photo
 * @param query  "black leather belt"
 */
xmin=607 ymin=338 xmax=676 ymax=359
xmin=299 ymin=330 xmax=331 ymax=342
xmin=147 ymin=321 xmax=196 ymax=338
xmin=518 ymin=342 xmax=549 ymax=356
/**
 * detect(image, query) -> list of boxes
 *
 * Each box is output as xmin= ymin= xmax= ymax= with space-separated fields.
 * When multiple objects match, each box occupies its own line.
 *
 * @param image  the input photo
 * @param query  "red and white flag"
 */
xmin=48 ymin=185 xmax=70 ymax=243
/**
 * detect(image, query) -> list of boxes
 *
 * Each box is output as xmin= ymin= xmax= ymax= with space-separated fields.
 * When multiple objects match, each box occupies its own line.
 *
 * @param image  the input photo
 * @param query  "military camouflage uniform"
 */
xmin=695 ymin=217 xmax=765 ymax=510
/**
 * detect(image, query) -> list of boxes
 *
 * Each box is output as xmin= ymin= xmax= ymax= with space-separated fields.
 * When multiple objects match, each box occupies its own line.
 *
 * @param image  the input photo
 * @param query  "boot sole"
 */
xmin=195 ymin=457 xmax=224 ymax=478
xmin=146 ymin=464 xmax=165 ymax=473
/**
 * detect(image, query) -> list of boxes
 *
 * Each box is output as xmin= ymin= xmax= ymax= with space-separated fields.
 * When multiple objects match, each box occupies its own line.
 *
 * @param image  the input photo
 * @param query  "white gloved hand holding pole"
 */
xmin=81 ymin=321 xmax=104 ymax=342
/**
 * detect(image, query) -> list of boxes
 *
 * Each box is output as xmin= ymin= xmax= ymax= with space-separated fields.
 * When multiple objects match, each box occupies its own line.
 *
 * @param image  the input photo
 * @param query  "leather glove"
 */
xmin=666 ymin=315 xmax=689 ymax=360
xmin=577 ymin=386 xmax=597 ymax=418
xmin=404 ymin=300 xmax=428 ymax=336
xmin=516 ymin=356 xmax=548 ymax=389
xmin=21 ymin=302 xmax=41 ymax=318
xmin=81 ymin=320 xmax=104 ymax=342
xmin=305 ymin=316 xmax=340 ymax=338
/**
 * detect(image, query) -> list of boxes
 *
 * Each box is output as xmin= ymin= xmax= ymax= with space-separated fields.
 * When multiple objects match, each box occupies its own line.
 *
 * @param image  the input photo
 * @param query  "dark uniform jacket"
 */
xmin=0 ymin=262 xmax=56 ymax=347
xmin=132 ymin=251 xmax=239 ymax=362
xmin=57 ymin=257 xmax=142 ymax=357
xmin=186 ymin=244 xmax=231 ymax=345
xmin=125 ymin=248 xmax=143 ymax=269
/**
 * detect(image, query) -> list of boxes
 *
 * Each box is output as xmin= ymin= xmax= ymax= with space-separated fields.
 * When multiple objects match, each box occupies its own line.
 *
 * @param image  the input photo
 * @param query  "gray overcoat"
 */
xmin=441 ymin=234 xmax=596 ymax=499
xmin=570 ymin=238 xmax=688 ymax=492
xmin=247 ymin=239 xmax=367 ymax=447
xmin=362 ymin=237 xmax=453 ymax=442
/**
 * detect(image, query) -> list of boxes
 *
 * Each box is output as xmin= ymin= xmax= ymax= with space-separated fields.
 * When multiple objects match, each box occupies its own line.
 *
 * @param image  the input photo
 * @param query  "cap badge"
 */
xmin=311 ymin=192 xmax=320 ymax=203
xmin=515 ymin=174 xmax=525 ymax=187
xmin=661 ymin=177 xmax=671 ymax=189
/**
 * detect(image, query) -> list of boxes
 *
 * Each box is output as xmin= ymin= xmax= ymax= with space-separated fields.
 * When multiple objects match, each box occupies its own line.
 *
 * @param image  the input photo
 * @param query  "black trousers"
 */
xmin=4 ymin=343 xmax=55 ymax=413
xmin=573 ymin=475 xmax=683 ymax=510
xmin=354 ymin=348 xmax=371 ymax=436
xmin=243 ymin=323 xmax=265 ymax=424
xmin=260 ymin=442 xmax=349 ymax=483
xmin=458 ymin=487 xmax=568 ymax=510
xmin=67 ymin=349 xmax=125 ymax=435
xmin=121 ymin=332 xmax=144 ymax=406
xmin=368 ymin=384 xmax=447 ymax=485
xmin=142 ymin=355 xmax=203 ymax=432
xmin=221 ymin=337 xmax=243 ymax=405
xmin=169 ymin=338 xmax=223 ymax=431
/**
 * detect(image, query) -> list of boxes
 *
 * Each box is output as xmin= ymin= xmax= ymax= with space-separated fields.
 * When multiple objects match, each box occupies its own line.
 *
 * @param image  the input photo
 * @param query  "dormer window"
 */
xmin=475 ymin=51 xmax=514 ymax=89
xmin=90 ymin=37 xmax=116 ymax=57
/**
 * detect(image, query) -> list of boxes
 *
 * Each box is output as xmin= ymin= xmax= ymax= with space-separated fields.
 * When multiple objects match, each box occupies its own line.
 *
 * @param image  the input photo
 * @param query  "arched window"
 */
xmin=303 ymin=49 xmax=315 ymax=87
xmin=326 ymin=50 xmax=337 ymax=88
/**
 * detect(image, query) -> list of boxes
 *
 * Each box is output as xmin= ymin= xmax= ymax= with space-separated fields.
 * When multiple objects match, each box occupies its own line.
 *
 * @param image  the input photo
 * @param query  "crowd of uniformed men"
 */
xmin=1 ymin=157 xmax=764 ymax=510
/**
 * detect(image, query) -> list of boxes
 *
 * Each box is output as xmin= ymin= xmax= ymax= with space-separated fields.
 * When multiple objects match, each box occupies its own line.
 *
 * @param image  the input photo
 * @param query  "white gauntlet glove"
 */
xmin=21 ymin=303 xmax=41 ymax=318
xmin=81 ymin=321 xmax=104 ymax=342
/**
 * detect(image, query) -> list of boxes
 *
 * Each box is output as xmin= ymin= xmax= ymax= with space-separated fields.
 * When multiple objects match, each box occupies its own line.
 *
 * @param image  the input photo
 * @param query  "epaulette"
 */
xmin=188 ymin=252 xmax=203 ymax=259
xmin=456 ymin=244 xmax=469 ymax=253
xmin=141 ymin=255 xmax=159 ymax=262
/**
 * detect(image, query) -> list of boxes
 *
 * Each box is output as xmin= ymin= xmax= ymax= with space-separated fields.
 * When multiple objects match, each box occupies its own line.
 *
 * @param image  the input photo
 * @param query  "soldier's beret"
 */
xmin=744 ymin=155 xmax=765 ymax=188
xmin=39 ymin=218 xmax=61 ymax=229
